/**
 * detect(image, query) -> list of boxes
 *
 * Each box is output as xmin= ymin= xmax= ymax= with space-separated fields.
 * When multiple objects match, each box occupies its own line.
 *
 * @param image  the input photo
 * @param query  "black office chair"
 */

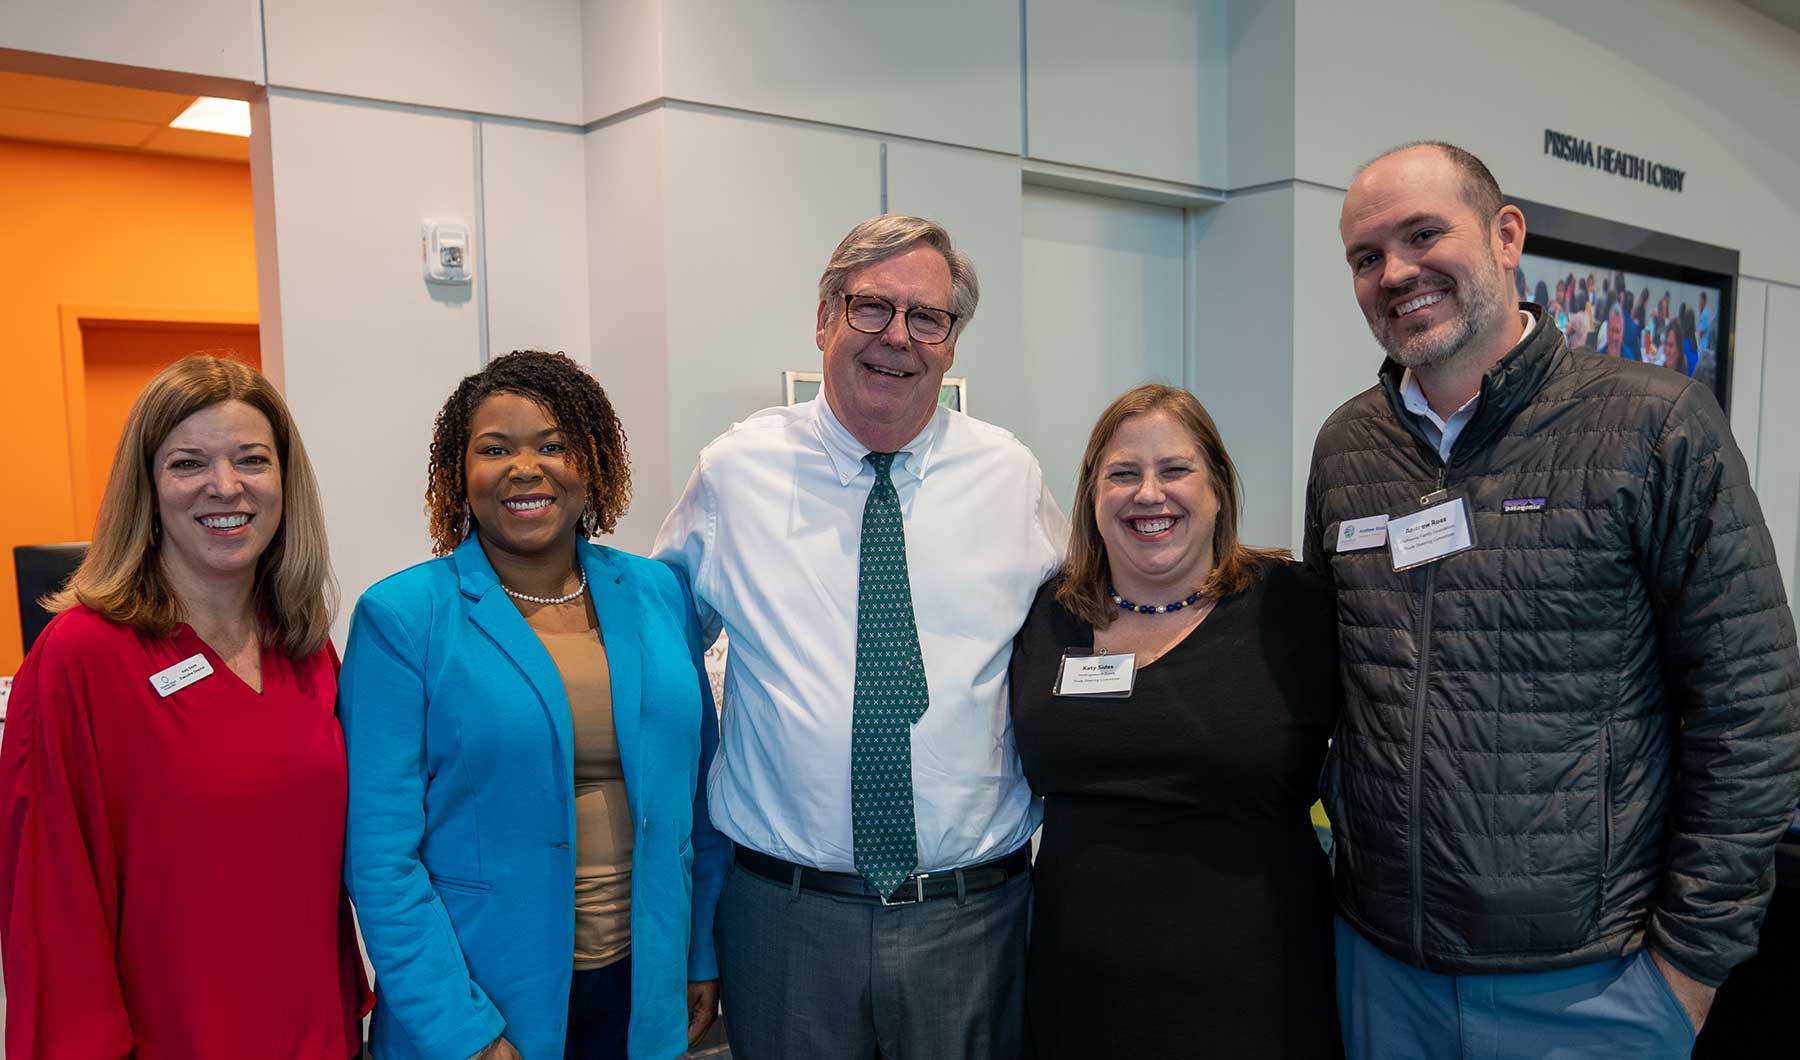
xmin=14 ymin=543 xmax=88 ymax=656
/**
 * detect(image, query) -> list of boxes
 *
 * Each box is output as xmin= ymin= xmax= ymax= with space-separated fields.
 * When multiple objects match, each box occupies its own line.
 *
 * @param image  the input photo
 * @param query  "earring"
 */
xmin=150 ymin=514 xmax=162 ymax=547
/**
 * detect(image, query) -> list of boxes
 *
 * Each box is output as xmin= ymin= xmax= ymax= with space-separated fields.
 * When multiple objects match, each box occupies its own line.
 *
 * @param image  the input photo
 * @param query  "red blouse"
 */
xmin=0 ymin=607 xmax=372 ymax=1059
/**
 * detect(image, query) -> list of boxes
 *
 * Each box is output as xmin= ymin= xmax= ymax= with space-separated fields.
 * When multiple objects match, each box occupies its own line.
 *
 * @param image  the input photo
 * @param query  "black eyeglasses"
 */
xmin=842 ymin=294 xmax=958 ymax=345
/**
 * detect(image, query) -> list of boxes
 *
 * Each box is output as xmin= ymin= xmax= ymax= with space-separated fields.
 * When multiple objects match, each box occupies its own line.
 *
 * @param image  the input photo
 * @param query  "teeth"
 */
xmin=1133 ymin=517 xmax=1175 ymax=534
xmin=200 ymin=514 xmax=249 ymax=529
xmin=505 ymin=498 xmax=552 ymax=510
xmin=1395 ymin=291 xmax=1447 ymax=316
xmin=868 ymin=365 xmax=908 ymax=377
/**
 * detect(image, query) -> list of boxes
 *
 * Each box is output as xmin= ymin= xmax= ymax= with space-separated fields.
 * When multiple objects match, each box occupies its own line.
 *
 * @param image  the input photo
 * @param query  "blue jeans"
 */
xmin=716 ymin=855 xmax=1030 ymax=1059
xmin=1335 ymin=917 xmax=1696 ymax=1060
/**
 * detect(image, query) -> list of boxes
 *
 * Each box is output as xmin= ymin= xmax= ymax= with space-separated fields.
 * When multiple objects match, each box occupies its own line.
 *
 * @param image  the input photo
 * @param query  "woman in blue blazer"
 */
xmin=341 ymin=351 xmax=729 ymax=1060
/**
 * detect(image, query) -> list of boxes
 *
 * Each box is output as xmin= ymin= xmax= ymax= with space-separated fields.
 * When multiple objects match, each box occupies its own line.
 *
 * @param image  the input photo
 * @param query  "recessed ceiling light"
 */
xmin=169 ymin=97 xmax=251 ymax=137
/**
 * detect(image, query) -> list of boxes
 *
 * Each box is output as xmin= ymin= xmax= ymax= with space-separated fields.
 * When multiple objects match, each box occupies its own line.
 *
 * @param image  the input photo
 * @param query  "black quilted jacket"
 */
xmin=1303 ymin=307 xmax=1800 ymax=985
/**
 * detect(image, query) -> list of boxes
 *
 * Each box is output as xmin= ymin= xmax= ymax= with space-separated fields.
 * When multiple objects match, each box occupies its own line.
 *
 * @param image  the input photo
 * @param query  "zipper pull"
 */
xmin=1420 ymin=468 xmax=1449 ymax=506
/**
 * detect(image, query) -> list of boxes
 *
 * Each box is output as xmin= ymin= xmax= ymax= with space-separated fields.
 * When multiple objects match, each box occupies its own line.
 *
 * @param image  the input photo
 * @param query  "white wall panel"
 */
xmin=482 ymin=121 xmax=591 ymax=366
xmin=1288 ymin=184 xmax=1379 ymax=547
xmin=1731 ymin=278 xmax=1768 ymax=486
xmin=1021 ymin=185 xmax=1186 ymax=509
xmin=884 ymin=142 xmax=1028 ymax=440
xmin=1756 ymin=284 xmax=1800 ymax=606
xmin=586 ymin=110 xmax=670 ymax=555
xmin=1293 ymin=0 xmax=1800 ymax=286
xmin=1027 ymin=0 xmax=1227 ymax=188
xmin=661 ymin=0 xmax=1020 ymax=153
xmin=263 ymin=0 xmax=583 ymax=123
xmin=581 ymin=0 xmax=663 ymax=123
xmin=1224 ymin=0 xmax=1294 ymax=190
xmin=1189 ymin=186 xmax=1295 ymax=551
xmin=660 ymin=107 xmax=879 ymax=502
xmin=0 ymin=0 xmax=263 ymax=83
xmin=263 ymin=91 xmax=481 ymax=631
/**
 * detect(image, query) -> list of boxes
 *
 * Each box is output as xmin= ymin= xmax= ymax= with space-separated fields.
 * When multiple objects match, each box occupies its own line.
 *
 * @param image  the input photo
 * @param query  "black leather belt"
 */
xmin=734 ymin=844 xmax=1030 ymax=905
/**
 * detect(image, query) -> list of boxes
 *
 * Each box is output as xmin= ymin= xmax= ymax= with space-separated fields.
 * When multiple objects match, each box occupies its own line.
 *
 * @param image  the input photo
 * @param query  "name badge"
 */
xmin=149 ymin=653 xmax=214 ymax=698
xmin=1053 ymin=650 xmax=1137 ymax=698
xmin=1336 ymin=514 xmax=1390 ymax=552
xmin=1388 ymin=496 xmax=1474 ymax=571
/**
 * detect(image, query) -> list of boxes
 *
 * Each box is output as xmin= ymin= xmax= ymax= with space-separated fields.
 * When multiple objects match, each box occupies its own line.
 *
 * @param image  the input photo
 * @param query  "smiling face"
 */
xmin=465 ymin=391 xmax=589 ymax=562
xmin=1094 ymin=410 xmax=1220 ymax=601
xmin=816 ymin=242 xmax=957 ymax=452
xmin=1340 ymin=147 xmax=1523 ymax=371
xmin=153 ymin=399 xmax=283 ymax=589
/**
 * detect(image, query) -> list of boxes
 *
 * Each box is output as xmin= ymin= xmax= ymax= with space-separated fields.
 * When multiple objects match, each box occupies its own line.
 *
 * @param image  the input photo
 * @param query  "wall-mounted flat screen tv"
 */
xmin=1508 ymin=197 xmax=1737 ymax=413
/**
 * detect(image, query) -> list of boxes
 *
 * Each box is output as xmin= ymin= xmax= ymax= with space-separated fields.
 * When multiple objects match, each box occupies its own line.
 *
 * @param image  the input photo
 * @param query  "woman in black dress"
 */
xmin=1012 ymin=384 xmax=1341 ymax=1059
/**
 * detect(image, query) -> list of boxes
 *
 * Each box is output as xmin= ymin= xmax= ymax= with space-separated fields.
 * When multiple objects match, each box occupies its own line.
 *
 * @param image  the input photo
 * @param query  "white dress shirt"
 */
xmin=653 ymin=397 xmax=1065 ymax=873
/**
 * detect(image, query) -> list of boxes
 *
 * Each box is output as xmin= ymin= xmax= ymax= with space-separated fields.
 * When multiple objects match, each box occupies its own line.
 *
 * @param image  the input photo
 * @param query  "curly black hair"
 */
xmin=424 ymin=350 xmax=631 ymax=555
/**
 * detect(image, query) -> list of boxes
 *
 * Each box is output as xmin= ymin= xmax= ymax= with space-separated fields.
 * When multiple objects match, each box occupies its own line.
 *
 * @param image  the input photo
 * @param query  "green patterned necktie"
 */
xmin=851 ymin=451 xmax=930 ymax=900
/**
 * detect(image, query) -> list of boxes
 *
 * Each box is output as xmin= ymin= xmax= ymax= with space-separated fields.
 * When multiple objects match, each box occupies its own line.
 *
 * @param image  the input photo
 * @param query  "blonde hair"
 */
xmin=47 ymin=356 xmax=337 ymax=658
xmin=1057 ymin=384 xmax=1288 ymax=628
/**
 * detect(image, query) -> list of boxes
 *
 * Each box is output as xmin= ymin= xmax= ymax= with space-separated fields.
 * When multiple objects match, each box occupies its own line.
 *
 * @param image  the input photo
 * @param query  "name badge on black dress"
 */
xmin=1053 ymin=649 xmax=1137 ymax=699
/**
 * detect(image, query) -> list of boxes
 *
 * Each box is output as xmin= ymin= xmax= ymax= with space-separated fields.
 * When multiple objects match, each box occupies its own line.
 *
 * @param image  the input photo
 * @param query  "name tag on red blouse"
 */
xmin=149 ymin=653 xmax=215 ymax=698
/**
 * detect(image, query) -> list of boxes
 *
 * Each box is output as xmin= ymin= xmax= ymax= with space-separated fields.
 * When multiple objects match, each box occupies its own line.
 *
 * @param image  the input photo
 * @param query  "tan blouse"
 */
xmin=534 ymin=625 xmax=633 ymax=970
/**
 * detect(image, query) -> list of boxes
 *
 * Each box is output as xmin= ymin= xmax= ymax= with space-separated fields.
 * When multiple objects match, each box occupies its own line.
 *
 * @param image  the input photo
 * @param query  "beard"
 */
xmin=1372 ymin=256 xmax=1513 ymax=370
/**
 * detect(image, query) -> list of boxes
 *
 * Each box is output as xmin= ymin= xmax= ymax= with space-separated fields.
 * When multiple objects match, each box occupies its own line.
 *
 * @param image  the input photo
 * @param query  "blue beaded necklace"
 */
xmin=1108 ymin=584 xmax=1207 ymax=615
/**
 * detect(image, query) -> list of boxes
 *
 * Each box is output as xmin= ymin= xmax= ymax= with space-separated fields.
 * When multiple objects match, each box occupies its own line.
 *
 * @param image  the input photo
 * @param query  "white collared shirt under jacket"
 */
xmin=653 ymin=397 xmax=1066 ymax=873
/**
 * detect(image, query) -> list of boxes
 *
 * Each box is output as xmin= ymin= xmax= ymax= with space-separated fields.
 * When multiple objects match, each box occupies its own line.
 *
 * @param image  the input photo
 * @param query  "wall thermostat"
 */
xmin=422 ymin=220 xmax=473 ymax=285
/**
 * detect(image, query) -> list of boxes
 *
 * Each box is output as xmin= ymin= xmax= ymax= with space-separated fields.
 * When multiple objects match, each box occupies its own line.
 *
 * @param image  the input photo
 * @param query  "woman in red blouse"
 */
xmin=0 ymin=356 xmax=372 ymax=1059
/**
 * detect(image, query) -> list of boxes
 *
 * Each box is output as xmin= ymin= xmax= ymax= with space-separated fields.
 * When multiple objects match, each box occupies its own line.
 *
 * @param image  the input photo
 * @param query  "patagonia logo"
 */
xmin=1502 ymin=497 xmax=1547 ymax=513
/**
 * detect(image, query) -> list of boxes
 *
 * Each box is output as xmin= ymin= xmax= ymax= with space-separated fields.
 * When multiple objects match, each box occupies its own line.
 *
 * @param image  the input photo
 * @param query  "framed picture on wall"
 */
xmin=781 ymin=370 xmax=968 ymax=412
xmin=1508 ymin=197 xmax=1737 ymax=412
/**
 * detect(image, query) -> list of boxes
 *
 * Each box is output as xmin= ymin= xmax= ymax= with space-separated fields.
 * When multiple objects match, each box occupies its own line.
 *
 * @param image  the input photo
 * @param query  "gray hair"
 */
xmin=817 ymin=215 xmax=980 ymax=338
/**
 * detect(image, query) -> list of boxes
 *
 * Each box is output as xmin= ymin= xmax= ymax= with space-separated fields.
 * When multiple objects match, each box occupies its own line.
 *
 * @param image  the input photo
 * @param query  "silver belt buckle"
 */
xmin=879 ymin=872 xmax=928 ymax=906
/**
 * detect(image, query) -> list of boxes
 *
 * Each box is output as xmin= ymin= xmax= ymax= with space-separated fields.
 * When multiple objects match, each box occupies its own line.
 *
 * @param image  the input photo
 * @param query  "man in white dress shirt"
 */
xmin=654 ymin=215 xmax=1064 ymax=1059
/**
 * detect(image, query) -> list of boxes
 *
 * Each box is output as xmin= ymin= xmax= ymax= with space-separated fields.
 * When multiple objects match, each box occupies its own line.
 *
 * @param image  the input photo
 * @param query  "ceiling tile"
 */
xmin=0 ymin=71 xmax=193 ymax=125
xmin=138 ymin=126 xmax=251 ymax=162
xmin=0 ymin=108 xmax=156 ymax=149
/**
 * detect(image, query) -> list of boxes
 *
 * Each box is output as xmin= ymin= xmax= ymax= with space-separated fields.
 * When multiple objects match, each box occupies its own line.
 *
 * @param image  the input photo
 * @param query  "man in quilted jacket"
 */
xmin=1304 ymin=140 xmax=1800 ymax=1060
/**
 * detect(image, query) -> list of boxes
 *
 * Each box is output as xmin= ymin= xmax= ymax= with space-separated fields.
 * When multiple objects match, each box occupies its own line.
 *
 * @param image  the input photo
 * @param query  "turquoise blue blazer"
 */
xmin=340 ymin=535 xmax=729 ymax=1060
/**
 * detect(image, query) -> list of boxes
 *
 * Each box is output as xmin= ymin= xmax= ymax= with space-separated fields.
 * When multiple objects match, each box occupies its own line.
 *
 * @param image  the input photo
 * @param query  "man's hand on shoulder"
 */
xmin=1650 ymin=947 xmax=1716 ymax=1032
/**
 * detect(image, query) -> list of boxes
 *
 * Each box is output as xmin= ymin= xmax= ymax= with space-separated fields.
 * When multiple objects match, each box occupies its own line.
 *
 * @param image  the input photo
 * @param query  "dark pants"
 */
xmin=716 ymin=856 xmax=1031 ymax=1059
xmin=1694 ymin=882 xmax=1798 ymax=1059
xmin=566 ymin=956 xmax=632 ymax=1060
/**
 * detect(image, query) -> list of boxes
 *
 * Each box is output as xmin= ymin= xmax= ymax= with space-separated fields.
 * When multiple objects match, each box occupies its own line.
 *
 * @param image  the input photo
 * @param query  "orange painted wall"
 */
xmin=78 ymin=321 xmax=261 ymax=527
xmin=0 ymin=139 xmax=257 ymax=674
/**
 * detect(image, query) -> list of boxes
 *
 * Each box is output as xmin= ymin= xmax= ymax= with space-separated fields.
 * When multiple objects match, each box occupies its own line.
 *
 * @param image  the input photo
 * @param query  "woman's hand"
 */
xmin=688 ymin=979 xmax=721 ymax=1046
xmin=469 ymin=1035 xmax=522 ymax=1060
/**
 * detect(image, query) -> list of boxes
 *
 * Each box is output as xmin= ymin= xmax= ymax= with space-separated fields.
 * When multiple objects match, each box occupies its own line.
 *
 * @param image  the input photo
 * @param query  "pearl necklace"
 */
xmin=1108 ymin=584 xmax=1207 ymax=615
xmin=501 ymin=566 xmax=588 ymax=605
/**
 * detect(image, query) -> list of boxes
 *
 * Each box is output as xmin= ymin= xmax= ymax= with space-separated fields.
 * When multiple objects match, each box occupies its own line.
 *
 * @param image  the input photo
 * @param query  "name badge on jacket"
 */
xmin=1388 ymin=496 xmax=1474 ymax=571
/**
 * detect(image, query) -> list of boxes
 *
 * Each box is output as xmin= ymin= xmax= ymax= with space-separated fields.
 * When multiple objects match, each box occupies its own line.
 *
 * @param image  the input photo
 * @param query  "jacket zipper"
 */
xmin=1408 ymin=464 xmax=1448 ymax=968
xmin=1598 ymin=719 xmax=1614 ymax=920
